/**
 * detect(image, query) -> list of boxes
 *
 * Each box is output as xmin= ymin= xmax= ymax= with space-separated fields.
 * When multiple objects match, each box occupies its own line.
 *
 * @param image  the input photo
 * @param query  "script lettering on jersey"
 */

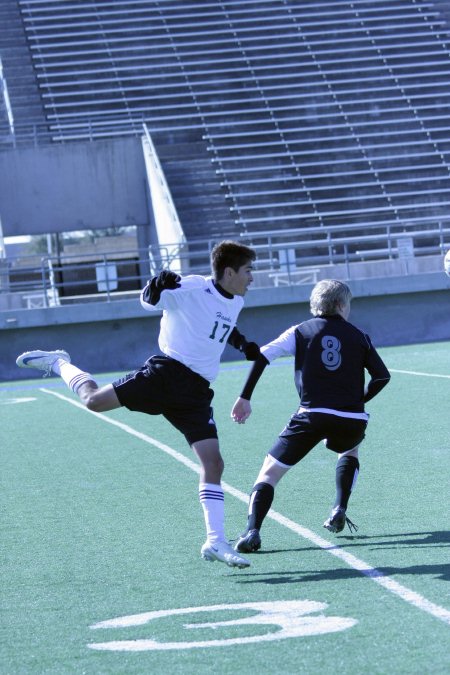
xmin=216 ymin=311 xmax=232 ymax=323
xmin=321 ymin=335 xmax=342 ymax=371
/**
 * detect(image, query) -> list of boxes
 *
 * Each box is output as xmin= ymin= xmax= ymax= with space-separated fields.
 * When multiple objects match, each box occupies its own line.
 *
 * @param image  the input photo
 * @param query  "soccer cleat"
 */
xmin=201 ymin=540 xmax=250 ymax=568
xmin=16 ymin=349 xmax=70 ymax=377
xmin=234 ymin=528 xmax=261 ymax=553
xmin=323 ymin=507 xmax=358 ymax=534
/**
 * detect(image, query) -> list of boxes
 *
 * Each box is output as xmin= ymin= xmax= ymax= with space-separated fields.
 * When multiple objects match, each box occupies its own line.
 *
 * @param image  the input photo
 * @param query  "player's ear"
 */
xmin=223 ymin=266 xmax=234 ymax=280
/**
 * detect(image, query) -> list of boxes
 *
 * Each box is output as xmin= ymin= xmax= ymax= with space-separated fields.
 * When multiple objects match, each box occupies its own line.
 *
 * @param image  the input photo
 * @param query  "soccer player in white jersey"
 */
xmin=231 ymin=279 xmax=390 ymax=553
xmin=16 ymin=240 xmax=259 ymax=569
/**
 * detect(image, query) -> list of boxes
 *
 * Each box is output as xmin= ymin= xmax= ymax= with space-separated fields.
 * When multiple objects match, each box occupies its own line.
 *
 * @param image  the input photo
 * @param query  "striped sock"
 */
xmin=56 ymin=360 xmax=96 ymax=395
xmin=199 ymin=482 xmax=225 ymax=544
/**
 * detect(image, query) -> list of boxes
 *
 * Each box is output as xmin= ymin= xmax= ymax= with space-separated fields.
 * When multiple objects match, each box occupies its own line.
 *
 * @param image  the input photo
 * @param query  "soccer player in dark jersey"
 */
xmin=16 ymin=241 xmax=260 ymax=569
xmin=231 ymin=279 xmax=390 ymax=553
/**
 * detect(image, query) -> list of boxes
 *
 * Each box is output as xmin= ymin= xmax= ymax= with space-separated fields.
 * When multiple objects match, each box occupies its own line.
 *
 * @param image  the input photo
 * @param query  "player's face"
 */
xmin=223 ymin=263 xmax=254 ymax=296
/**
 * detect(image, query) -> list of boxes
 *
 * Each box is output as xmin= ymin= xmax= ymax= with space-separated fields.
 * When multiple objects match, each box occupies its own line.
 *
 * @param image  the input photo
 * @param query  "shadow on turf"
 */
xmin=233 ymin=530 xmax=450 ymax=583
xmin=239 ymin=529 xmax=450 ymax=555
xmin=235 ymin=562 xmax=450 ymax=584
xmin=332 ymin=529 xmax=450 ymax=549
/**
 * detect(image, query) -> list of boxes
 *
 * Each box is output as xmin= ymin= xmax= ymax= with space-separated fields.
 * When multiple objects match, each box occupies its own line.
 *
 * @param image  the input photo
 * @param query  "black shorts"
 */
xmin=268 ymin=411 xmax=367 ymax=467
xmin=113 ymin=355 xmax=217 ymax=445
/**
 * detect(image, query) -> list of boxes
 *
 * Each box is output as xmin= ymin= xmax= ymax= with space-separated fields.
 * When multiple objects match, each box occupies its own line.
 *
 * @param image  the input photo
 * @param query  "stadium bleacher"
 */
xmin=1 ymin=0 xmax=450 ymax=257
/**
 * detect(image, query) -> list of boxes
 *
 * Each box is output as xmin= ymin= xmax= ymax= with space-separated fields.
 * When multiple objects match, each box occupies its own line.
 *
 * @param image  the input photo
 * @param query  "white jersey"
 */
xmin=140 ymin=275 xmax=244 ymax=382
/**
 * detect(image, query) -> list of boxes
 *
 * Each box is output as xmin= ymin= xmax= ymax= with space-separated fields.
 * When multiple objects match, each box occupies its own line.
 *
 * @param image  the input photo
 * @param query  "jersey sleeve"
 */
xmin=261 ymin=325 xmax=297 ymax=362
xmin=239 ymin=354 xmax=270 ymax=400
xmin=363 ymin=335 xmax=391 ymax=402
xmin=239 ymin=326 xmax=296 ymax=400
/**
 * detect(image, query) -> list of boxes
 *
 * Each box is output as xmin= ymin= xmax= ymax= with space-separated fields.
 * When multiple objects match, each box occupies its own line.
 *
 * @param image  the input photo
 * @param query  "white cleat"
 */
xmin=201 ymin=540 xmax=250 ymax=569
xmin=16 ymin=349 xmax=70 ymax=377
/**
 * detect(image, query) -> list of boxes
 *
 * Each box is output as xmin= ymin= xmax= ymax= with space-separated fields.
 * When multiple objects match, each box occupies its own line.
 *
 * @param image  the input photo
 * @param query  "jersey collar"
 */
xmin=212 ymin=280 xmax=234 ymax=299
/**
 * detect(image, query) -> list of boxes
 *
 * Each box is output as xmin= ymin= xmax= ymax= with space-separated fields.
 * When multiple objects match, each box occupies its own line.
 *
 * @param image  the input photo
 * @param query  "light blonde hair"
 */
xmin=310 ymin=279 xmax=352 ymax=316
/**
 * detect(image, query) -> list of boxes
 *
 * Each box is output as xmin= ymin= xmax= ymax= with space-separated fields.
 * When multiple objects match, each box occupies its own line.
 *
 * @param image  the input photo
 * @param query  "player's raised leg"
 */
xmin=16 ymin=349 xmax=121 ymax=412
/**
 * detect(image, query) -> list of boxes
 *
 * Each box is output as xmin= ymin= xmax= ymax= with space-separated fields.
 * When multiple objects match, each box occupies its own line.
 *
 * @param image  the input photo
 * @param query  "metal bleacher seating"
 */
xmin=2 ymin=0 xmax=450 ymax=264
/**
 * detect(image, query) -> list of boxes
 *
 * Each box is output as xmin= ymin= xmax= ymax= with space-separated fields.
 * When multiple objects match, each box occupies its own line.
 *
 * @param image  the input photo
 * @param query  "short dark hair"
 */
xmin=211 ymin=240 xmax=256 ymax=280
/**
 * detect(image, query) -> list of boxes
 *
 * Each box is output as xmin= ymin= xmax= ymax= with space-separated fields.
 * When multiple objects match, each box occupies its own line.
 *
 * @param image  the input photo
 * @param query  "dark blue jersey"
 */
xmin=241 ymin=315 xmax=390 ymax=414
xmin=292 ymin=315 xmax=390 ymax=412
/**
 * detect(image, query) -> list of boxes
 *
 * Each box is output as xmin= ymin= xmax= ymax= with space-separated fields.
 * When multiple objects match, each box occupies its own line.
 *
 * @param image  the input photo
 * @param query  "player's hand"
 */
xmin=231 ymin=397 xmax=252 ymax=424
xmin=144 ymin=270 xmax=181 ymax=305
xmin=157 ymin=269 xmax=181 ymax=290
xmin=243 ymin=341 xmax=260 ymax=361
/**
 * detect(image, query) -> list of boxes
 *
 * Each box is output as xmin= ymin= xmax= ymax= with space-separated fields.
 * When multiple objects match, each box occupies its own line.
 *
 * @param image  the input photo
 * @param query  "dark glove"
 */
xmin=156 ymin=269 xmax=181 ymax=290
xmin=143 ymin=270 xmax=181 ymax=305
xmin=227 ymin=327 xmax=260 ymax=360
xmin=243 ymin=341 xmax=261 ymax=361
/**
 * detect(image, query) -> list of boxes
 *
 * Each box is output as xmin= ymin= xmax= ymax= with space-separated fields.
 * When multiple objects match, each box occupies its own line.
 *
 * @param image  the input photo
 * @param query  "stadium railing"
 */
xmin=1 ymin=222 xmax=449 ymax=311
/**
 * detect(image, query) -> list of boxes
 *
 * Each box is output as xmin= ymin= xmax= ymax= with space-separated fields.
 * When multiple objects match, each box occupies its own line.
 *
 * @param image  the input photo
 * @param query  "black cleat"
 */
xmin=234 ymin=528 xmax=262 ymax=553
xmin=323 ymin=507 xmax=358 ymax=534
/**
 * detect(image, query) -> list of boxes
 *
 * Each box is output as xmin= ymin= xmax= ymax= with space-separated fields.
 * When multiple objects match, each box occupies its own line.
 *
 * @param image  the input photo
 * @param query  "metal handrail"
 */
xmin=1 ymin=226 xmax=449 ymax=310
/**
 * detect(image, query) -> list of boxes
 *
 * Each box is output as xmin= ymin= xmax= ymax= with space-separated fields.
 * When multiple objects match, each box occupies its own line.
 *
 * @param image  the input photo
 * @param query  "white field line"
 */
xmin=389 ymin=368 xmax=450 ymax=379
xmin=41 ymin=387 xmax=450 ymax=627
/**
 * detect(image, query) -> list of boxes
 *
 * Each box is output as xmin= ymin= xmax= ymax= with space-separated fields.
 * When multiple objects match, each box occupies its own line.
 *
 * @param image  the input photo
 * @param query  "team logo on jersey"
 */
xmin=321 ymin=335 xmax=342 ymax=371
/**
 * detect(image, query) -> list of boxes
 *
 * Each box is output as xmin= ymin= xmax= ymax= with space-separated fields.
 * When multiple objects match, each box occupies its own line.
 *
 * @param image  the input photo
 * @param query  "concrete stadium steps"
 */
xmin=155 ymin=142 xmax=236 ymax=239
xmin=0 ymin=2 xmax=47 ymax=129
xmin=1 ymin=0 xmax=450 ymax=253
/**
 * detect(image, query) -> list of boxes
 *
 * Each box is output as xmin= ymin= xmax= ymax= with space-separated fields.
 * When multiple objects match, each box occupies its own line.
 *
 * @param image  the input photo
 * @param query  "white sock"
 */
xmin=199 ymin=482 xmax=225 ymax=544
xmin=54 ymin=359 xmax=96 ymax=395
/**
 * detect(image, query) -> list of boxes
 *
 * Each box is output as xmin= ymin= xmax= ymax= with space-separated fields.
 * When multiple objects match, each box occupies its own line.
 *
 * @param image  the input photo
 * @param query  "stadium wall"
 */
xmin=2 ymin=275 xmax=450 ymax=382
xmin=0 ymin=137 xmax=149 ymax=236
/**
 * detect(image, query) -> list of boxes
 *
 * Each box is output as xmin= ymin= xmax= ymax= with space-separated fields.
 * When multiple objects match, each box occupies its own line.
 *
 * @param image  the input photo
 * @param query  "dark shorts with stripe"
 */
xmin=113 ymin=355 xmax=217 ymax=445
xmin=268 ymin=411 xmax=367 ymax=467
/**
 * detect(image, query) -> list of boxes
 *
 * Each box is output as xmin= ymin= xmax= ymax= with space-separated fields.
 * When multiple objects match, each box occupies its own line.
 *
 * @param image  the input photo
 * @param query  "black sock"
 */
xmin=334 ymin=456 xmax=360 ymax=510
xmin=247 ymin=482 xmax=275 ymax=530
